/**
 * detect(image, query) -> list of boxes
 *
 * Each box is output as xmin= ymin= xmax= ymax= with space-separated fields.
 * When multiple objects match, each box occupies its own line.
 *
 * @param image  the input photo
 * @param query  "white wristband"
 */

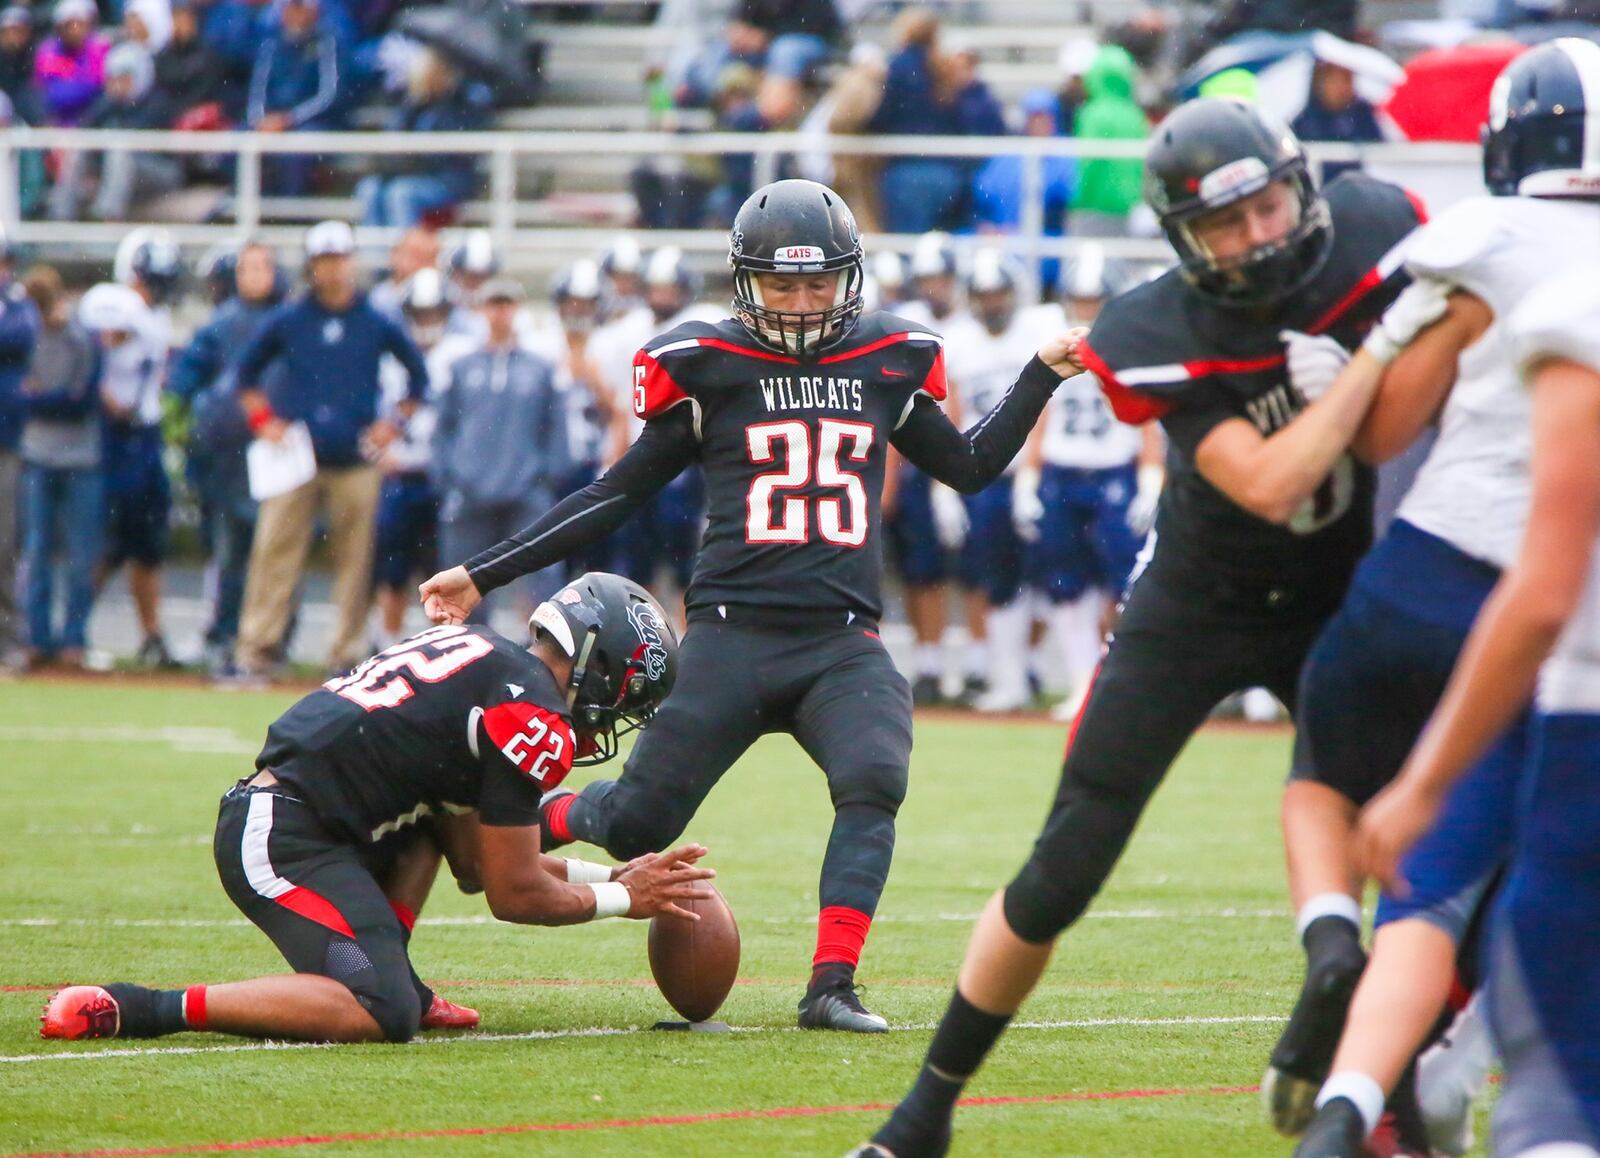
xmin=565 ymin=859 xmax=613 ymax=885
xmin=587 ymin=881 xmax=631 ymax=920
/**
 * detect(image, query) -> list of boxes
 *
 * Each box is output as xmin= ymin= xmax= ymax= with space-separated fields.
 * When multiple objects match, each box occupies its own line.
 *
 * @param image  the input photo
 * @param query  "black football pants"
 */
xmin=563 ymin=612 xmax=914 ymax=919
xmin=1002 ymin=565 xmax=1330 ymax=944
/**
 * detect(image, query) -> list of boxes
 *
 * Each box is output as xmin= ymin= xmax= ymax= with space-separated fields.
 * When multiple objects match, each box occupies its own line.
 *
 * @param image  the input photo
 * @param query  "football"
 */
xmin=647 ymin=884 xmax=741 ymax=1023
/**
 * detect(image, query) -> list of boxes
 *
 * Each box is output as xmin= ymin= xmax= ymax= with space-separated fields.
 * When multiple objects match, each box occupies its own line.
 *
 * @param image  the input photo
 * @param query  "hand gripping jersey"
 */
xmin=1397 ymin=196 xmax=1600 ymax=570
xmin=1511 ymin=273 xmax=1600 ymax=714
xmin=1078 ymin=173 xmax=1425 ymax=602
xmin=465 ymin=312 xmax=1063 ymax=620
xmin=257 ymin=625 xmax=576 ymax=844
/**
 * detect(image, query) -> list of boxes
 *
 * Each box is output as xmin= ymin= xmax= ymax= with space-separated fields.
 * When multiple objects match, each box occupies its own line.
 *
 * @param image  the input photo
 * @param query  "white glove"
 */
xmin=930 ymin=482 xmax=969 ymax=550
xmin=1127 ymin=463 xmax=1163 ymax=535
xmin=1362 ymin=277 xmax=1453 ymax=365
xmin=1279 ymin=329 xmax=1351 ymax=404
xmin=1011 ymin=466 xmax=1044 ymax=542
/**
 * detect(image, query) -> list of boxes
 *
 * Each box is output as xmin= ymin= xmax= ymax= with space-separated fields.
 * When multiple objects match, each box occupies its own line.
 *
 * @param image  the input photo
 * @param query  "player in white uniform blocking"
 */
xmin=1355 ymin=267 xmax=1600 ymax=1158
xmin=1269 ymin=41 xmax=1600 ymax=1157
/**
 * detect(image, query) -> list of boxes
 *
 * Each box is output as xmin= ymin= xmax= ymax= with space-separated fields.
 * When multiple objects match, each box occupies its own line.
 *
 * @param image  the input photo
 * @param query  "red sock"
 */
xmin=813 ymin=905 xmax=872 ymax=969
xmin=388 ymin=900 xmax=416 ymax=933
xmin=183 ymin=985 xmax=208 ymax=1029
xmin=546 ymin=793 xmax=577 ymax=844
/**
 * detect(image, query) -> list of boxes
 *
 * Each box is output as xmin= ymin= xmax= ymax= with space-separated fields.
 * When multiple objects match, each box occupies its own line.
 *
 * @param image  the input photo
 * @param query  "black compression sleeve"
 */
xmin=892 ymin=356 xmax=1062 ymax=493
xmin=464 ymin=407 xmax=699 ymax=594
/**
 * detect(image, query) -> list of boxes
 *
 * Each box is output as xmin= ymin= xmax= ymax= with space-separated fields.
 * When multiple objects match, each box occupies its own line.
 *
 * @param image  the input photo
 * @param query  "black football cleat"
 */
xmin=1292 ymin=1097 xmax=1367 ymax=1157
xmin=1265 ymin=928 xmax=1367 ymax=1134
xmin=911 ymin=675 xmax=944 ymax=708
xmin=798 ymin=975 xmax=888 ymax=1033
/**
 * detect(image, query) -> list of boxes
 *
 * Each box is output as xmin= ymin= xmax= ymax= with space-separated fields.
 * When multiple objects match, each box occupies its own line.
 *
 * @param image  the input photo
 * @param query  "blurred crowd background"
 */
xmin=0 ymin=0 xmax=1594 ymax=704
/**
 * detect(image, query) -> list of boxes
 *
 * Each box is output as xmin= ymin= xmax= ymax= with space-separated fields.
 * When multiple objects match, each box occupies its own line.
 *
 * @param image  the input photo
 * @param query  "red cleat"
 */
xmin=40 ymin=986 xmax=121 ymax=1040
xmin=420 ymin=993 xmax=479 ymax=1031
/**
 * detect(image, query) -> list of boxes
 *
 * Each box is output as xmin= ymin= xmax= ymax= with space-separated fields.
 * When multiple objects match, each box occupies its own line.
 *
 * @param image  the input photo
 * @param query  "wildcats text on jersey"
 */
xmin=758 ymin=376 xmax=866 ymax=414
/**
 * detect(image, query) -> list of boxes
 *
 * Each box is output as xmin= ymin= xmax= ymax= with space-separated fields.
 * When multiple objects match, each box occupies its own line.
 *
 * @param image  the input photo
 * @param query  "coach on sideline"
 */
xmin=230 ymin=221 xmax=430 ymax=678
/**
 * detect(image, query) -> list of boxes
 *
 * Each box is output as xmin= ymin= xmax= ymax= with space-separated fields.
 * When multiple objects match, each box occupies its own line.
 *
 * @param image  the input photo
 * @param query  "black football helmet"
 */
xmin=729 ymin=178 xmax=865 ymax=359
xmin=1145 ymin=97 xmax=1332 ymax=309
xmin=1483 ymin=38 xmax=1600 ymax=200
xmin=527 ymin=572 xmax=678 ymax=765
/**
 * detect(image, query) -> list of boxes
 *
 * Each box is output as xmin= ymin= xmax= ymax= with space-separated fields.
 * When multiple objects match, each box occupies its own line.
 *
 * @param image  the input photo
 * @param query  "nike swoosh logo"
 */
xmin=883 ymin=369 xmax=907 ymax=378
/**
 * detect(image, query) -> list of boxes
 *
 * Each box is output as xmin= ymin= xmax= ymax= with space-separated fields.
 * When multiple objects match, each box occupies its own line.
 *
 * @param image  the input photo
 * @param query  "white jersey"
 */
xmin=100 ymin=300 xmax=168 ymax=428
xmin=1397 ymin=197 xmax=1600 ymax=569
xmin=525 ymin=315 xmax=606 ymax=471
xmin=944 ymin=303 xmax=1063 ymax=476
xmin=896 ymin=299 xmax=969 ymax=337
xmin=1511 ymin=273 xmax=1600 ymax=714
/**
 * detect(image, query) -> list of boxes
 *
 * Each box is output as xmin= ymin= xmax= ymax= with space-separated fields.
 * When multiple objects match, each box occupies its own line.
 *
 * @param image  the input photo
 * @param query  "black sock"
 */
xmin=104 ymin=983 xmax=188 ymax=1038
xmin=878 ymin=990 xmax=1012 ymax=1141
xmin=1303 ymin=913 xmax=1362 ymax=971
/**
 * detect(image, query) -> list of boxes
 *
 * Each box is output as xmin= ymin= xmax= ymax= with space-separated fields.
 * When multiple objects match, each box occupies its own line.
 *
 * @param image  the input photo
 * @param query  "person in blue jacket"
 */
xmin=247 ymin=0 xmax=346 ymax=195
xmin=229 ymin=220 xmax=428 ymax=679
xmin=0 ymin=234 xmax=39 ymax=667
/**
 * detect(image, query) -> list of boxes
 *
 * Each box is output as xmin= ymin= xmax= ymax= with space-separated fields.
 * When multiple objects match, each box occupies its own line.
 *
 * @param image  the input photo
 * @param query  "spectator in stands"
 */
xmin=33 ymin=0 xmax=108 ymax=126
xmin=0 ymin=237 xmax=37 ymax=670
xmin=123 ymin=0 xmax=171 ymax=54
xmin=869 ymin=7 xmax=967 ymax=235
xmin=818 ymin=41 xmax=887 ymax=232
xmin=48 ymin=44 xmax=181 ymax=221
xmin=230 ymin=220 xmax=429 ymax=679
xmin=973 ymin=88 xmax=1075 ymax=289
xmin=155 ymin=0 xmax=225 ymax=123
xmin=17 ymin=264 xmax=98 ymax=671
xmin=1292 ymin=59 xmax=1387 ymax=145
xmin=704 ymin=63 xmax=765 ymax=225
xmin=247 ymin=0 xmax=346 ymax=196
xmin=202 ymin=0 xmax=270 ymax=117
xmin=432 ymin=276 xmax=567 ymax=620
xmin=168 ymin=239 xmax=283 ymax=671
xmin=1054 ymin=38 xmax=1095 ymax=139
xmin=355 ymin=47 xmax=490 ymax=229
xmin=0 ymin=7 xmax=41 ymax=124
xmin=946 ymin=39 xmax=1005 ymax=138
xmin=1067 ymin=44 xmax=1147 ymax=237
xmin=678 ymin=0 xmax=841 ymax=125
xmin=368 ymin=225 xmax=439 ymax=318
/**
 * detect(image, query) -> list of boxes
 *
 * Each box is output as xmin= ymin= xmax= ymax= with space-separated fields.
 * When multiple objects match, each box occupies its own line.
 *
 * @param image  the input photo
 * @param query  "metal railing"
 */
xmin=0 ymin=126 xmax=1480 ymax=269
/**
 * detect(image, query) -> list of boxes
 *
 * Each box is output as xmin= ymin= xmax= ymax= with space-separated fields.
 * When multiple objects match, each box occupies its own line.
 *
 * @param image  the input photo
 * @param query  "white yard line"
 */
xmin=0 ymin=909 xmax=1288 ymax=930
xmin=0 ymin=1015 xmax=1283 ymax=1065
xmin=0 ymin=725 xmax=257 ymax=755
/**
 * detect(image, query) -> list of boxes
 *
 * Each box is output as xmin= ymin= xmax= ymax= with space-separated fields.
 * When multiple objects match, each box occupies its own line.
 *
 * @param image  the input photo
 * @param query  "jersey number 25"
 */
xmin=745 ymin=418 xmax=874 ymax=547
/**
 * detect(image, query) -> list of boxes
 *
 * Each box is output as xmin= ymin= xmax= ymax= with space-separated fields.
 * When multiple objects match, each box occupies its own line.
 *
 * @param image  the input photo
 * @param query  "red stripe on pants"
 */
xmin=276 ymin=885 xmax=356 ymax=938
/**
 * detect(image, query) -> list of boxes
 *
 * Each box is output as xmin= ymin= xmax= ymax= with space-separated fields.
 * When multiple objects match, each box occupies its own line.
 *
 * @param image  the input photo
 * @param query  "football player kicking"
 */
xmin=1278 ymin=41 xmax=1600 ymax=1156
xmin=853 ymin=97 xmax=1433 ymax=1157
xmin=40 ymin=573 xmax=715 ymax=1045
xmin=1356 ymin=267 xmax=1600 ymax=1158
xmin=419 ymin=179 xmax=1085 ymax=1032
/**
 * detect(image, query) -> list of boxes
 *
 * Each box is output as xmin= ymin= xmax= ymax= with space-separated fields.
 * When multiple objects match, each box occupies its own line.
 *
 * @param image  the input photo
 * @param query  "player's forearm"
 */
xmin=899 ymin=357 xmax=1061 ymax=493
xmin=465 ymin=481 xmax=641 ymax=594
xmin=1247 ymin=349 xmax=1384 ymax=522
xmin=485 ymin=875 xmax=603 ymax=926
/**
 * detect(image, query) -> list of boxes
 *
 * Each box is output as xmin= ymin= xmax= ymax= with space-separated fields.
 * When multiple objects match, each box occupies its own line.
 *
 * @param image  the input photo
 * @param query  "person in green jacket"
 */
xmin=1069 ymin=44 xmax=1148 ymax=236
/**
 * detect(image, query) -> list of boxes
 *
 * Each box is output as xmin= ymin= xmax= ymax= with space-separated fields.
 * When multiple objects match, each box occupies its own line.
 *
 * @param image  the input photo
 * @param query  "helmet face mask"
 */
xmin=729 ymin=179 xmax=866 ymax=359
xmin=1146 ymin=98 xmax=1334 ymax=310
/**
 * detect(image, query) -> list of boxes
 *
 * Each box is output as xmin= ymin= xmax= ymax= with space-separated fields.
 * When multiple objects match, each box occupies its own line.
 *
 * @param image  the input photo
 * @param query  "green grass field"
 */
xmin=0 ymin=681 xmax=1487 ymax=1157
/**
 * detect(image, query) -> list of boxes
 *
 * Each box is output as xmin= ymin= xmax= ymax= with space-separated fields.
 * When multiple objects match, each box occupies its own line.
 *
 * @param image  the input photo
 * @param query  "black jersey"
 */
xmin=465 ymin=312 xmax=1064 ymax=620
xmin=258 ymin=625 xmax=576 ymax=845
xmin=1079 ymin=173 xmax=1425 ymax=611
